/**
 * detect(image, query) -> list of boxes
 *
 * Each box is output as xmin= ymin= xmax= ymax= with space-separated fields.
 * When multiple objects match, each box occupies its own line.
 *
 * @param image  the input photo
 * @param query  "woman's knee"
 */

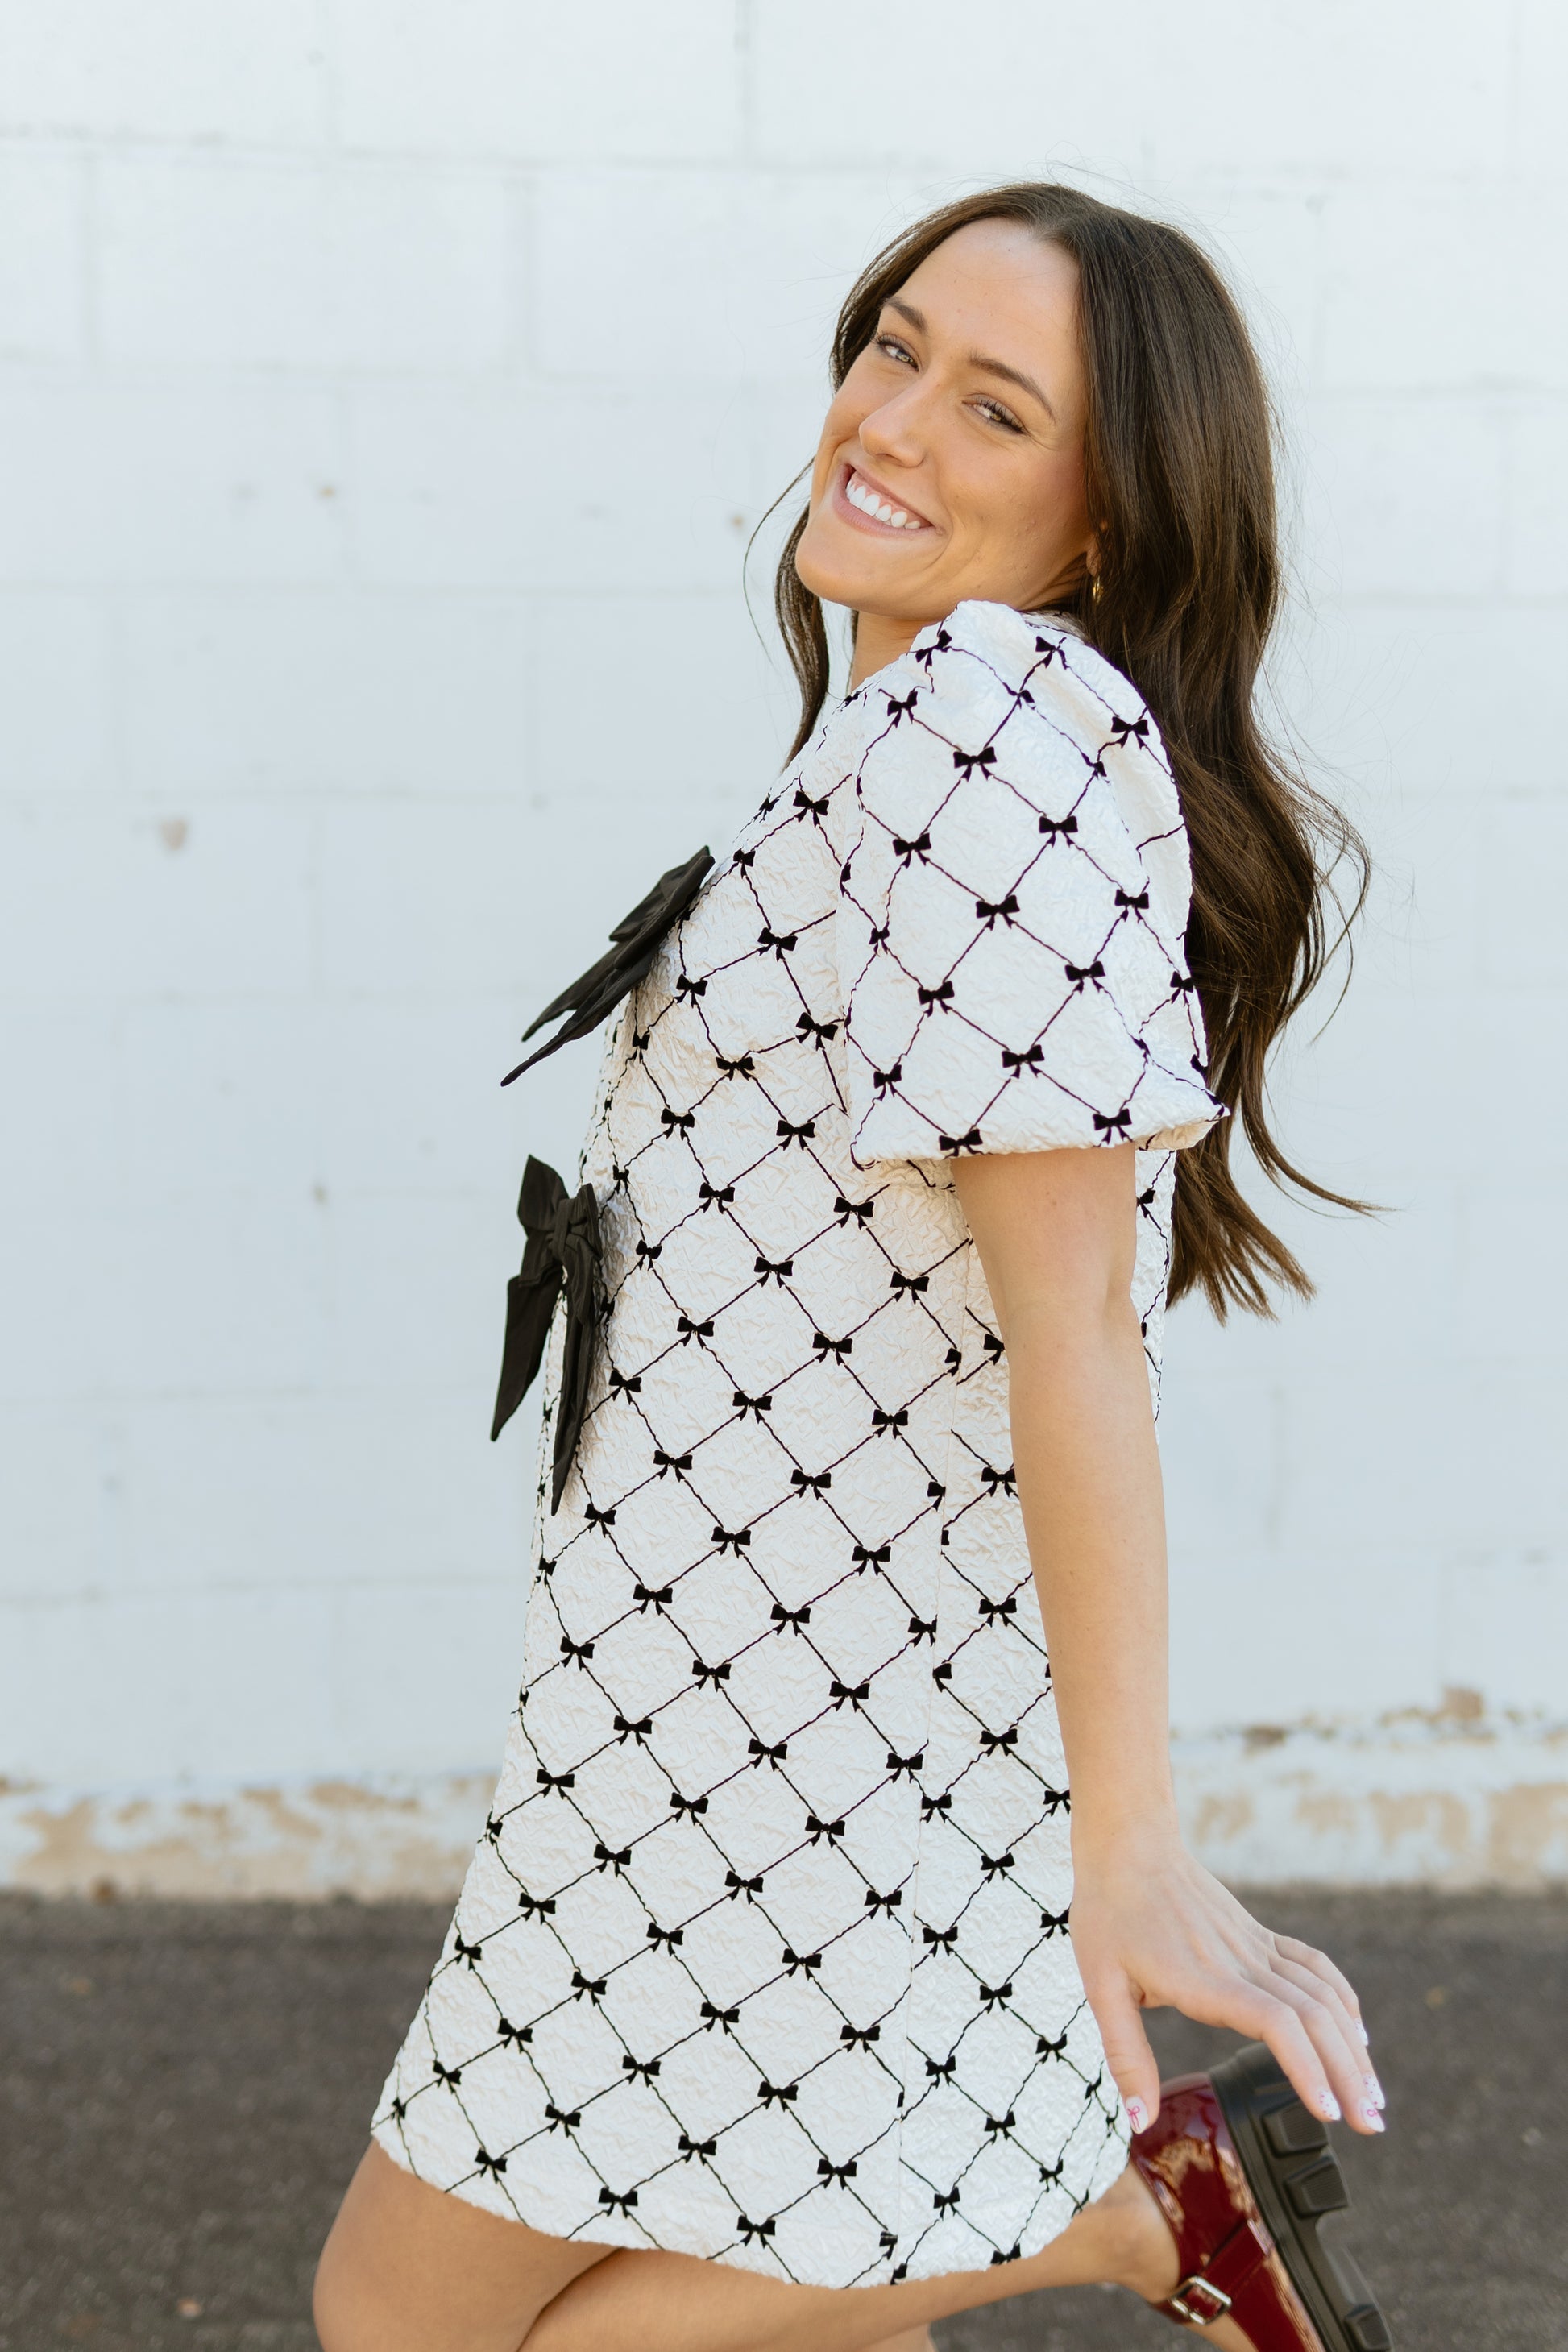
xmin=311 ymin=2140 xmax=612 ymax=2352
xmin=312 ymin=2172 xmax=420 ymax=2352
xmin=311 ymin=2213 xmax=376 ymax=2352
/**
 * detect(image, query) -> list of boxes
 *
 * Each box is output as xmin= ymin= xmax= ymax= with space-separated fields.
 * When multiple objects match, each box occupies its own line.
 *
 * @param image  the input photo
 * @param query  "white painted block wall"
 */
xmin=2 ymin=0 xmax=1565 ymax=1893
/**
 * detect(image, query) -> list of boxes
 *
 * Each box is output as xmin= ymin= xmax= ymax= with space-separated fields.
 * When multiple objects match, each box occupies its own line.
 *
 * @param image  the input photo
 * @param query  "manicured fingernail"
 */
xmin=1364 ymin=2073 xmax=1385 ymax=2109
xmin=1357 ymin=2020 xmax=1371 ymax=2046
xmin=1126 ymin=2097 xmax=1149 ymax=2134
xmin=1317 ymin=2090 xmax=1342 ymax=2121
xmin=1359 ymin=2102 xmax=1384 ymax=2133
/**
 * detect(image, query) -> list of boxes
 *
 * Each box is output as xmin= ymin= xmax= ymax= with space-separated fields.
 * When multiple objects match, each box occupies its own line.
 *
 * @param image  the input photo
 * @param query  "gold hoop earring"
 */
xmin=1089 ymin=573 xmax=1102 ymax=607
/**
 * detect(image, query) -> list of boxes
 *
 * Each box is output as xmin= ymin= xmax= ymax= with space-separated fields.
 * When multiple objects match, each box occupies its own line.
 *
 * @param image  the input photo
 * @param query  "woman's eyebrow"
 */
xmin=968 ymin=351 xmax=1055 ymax=421
xmin=883 ymin=297 xmax=1055 ymax=421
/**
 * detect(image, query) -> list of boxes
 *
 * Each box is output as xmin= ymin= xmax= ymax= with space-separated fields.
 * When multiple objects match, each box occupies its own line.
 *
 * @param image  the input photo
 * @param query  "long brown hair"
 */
xmin=772 ymin=182 xmax=1369 ymax=1318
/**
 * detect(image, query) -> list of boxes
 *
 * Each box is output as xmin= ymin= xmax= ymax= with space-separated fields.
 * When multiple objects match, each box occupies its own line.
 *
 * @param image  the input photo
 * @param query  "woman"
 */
xmin=315 ymin=185 xmax=1389 ymax=2352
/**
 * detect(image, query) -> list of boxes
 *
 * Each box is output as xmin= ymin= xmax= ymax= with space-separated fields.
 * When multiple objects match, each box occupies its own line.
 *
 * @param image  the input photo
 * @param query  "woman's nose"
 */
xmin=857 ymin=386 xmax=928 ymax=468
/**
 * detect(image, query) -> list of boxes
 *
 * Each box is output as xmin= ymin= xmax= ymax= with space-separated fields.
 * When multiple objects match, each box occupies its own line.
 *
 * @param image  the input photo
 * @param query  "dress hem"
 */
xmin=369 ymin=2106 xmax=1133 ymax=2291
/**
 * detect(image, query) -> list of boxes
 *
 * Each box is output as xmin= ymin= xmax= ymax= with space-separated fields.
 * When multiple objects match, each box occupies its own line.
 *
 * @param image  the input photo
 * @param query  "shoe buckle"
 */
xmin=1168 ymin=2273 xmax=1233 ymax=2325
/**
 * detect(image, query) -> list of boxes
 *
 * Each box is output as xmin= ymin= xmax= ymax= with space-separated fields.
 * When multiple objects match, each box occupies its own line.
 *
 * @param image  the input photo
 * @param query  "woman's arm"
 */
xmin=951 ymin=1145 xmax=1383 ymax=2137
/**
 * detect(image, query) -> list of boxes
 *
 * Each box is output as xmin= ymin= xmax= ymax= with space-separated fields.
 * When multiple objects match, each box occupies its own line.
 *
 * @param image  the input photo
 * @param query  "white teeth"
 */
xmin=847 ymin=471 xmax=923 ymax=528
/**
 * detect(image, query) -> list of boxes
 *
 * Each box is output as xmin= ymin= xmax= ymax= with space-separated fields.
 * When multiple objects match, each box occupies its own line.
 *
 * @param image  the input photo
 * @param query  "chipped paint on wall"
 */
xmin=0 ymin=1772 xmax=496 ymax=1900
xmin=3 ymin=1714 xmax=1565 ymax=1900
xmin=1174 ymin=1711 xmax=1568 ymax=1889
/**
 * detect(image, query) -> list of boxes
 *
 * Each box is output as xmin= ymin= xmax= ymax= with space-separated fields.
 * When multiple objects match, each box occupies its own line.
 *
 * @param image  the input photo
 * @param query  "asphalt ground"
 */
xmin=2 ymin=1889 xmax=1563 ymax=2352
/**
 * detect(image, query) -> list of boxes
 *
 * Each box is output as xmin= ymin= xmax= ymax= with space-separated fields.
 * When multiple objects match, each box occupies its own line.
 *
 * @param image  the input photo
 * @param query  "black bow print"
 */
xmin=489 ymin=1155 xmax=602 ymax=1512
xmin=502 ymin=847 xmax=713 ymax=1083
xmin=952 ymin=743 xmax=997 ymax=777
xmin=978 ymin=1724 xmax=1019 ymax=1753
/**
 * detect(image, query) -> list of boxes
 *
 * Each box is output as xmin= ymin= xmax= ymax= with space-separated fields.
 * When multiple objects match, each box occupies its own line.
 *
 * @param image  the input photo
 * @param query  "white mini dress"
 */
xmin=373 ymin=600 xmax=1222 ymax=2288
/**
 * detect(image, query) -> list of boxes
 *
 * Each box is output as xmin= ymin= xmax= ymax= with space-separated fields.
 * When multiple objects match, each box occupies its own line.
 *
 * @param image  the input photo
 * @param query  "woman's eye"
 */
xmin=973 ymin=397 xmax=1024 ymax=433
xmin=875 ymin=334 xmax=917 ymax=368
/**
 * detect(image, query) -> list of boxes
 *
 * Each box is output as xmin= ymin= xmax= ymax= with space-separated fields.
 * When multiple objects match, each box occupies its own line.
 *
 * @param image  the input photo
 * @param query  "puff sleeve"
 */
xmin=836 ymin=601 xmax=1224 ymax=1170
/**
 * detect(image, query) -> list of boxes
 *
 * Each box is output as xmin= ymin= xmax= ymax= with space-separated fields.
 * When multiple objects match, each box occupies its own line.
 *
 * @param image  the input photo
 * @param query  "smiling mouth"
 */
xmin=840 ymin=465 xmax=929 ymax=531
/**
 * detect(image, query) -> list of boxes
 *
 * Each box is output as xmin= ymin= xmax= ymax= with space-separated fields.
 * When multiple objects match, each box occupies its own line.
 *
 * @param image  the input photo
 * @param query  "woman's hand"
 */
xmin=1068 ymin=1826 xmax=1384 ymax=2136
xmin=952 ymin=1152 xmax=1383 ymax=2142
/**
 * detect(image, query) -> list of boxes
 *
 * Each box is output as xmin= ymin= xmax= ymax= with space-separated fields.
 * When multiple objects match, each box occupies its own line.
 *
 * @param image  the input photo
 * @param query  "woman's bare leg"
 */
xmin=520 ymin=2160 xmax=1181 ymax=2352
xmin=313 ymin=2144 xmax=611 ymax=2352
xmin=313 ymin=2141 xmax=1198 ymax=2352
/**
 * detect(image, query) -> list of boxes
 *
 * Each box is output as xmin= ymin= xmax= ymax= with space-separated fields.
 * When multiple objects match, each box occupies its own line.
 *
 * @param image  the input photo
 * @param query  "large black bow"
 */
xmin=491 ymin=1156 xmax=602 ymax=1512
xmin=501 ymin=848 xmax=714 ymax=1085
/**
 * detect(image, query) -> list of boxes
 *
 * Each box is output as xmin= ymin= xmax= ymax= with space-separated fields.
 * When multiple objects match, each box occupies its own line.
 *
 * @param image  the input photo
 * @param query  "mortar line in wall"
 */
xmin=0 ymin=135 xmax=832 ymax=173
xmin=507 ymin=170 xmax=538 ymax=384
xmin=735 ymin=0 xmax=756 ymax=162
xmin=1505 ymin=0 xmax=1525 ymax=158
xmin=0 ymin=127 xmax=1528 ymax=192
xmin=313 ymin=0 xmax=339 ymax=156
xmin=1498 ymin=396 xmax=1520 ymax=598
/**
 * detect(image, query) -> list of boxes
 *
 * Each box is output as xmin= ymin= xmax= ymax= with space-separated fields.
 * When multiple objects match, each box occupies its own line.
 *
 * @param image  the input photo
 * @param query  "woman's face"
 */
xmin=794 ymin=220 xmax=1094 ymax=668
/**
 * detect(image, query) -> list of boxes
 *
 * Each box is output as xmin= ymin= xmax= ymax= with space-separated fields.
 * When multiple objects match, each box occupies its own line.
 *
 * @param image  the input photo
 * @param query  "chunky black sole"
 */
xmin=1209 ymin=2043 xmax=1393 ymax=2351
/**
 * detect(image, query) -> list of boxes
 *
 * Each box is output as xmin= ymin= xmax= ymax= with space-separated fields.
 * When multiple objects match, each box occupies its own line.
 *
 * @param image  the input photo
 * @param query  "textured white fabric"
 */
xmin=373 ymin=601 xmax=1222 ymax=2287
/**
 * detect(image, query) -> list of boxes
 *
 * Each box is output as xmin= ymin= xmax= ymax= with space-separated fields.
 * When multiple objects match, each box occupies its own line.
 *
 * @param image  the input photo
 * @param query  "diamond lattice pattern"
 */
xmin=374 ymin=602 xmax=1220 ymax=2288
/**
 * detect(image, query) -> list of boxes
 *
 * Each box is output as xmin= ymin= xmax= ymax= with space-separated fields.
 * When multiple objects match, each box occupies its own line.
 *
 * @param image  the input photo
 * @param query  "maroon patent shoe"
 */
xmin=1130 ymin=2043 xmax=1392 ymax=2349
